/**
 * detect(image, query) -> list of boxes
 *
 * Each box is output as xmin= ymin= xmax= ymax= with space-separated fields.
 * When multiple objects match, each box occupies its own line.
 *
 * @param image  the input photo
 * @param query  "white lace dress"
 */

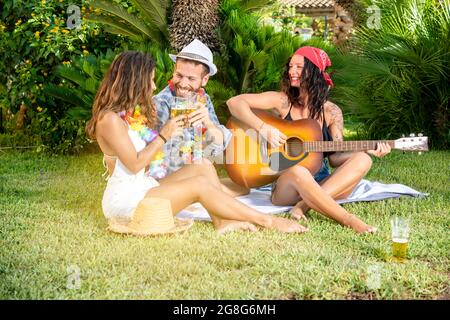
xmin=102 ymin=126 xmax=160 ymax=219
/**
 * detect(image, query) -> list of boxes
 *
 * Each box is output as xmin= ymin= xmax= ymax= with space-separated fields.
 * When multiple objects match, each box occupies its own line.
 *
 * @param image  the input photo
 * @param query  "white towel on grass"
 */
xmin=176 ymin=179 xmax=428 ymax=221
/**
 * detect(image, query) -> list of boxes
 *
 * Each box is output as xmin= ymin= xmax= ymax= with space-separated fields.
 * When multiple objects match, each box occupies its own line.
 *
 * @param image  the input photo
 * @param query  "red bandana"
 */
xmin=294 ymin=46 xmax=334 ymax=87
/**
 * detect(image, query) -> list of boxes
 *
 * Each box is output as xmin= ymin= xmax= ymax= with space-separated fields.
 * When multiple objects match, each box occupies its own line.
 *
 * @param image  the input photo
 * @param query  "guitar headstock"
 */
xmin=394 ymin=133 xmax=428 ymax=152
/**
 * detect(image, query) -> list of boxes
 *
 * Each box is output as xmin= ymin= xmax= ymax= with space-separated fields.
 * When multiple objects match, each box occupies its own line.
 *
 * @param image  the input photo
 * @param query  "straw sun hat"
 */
xmin=107 ymin=198 xmax=194 ymax=236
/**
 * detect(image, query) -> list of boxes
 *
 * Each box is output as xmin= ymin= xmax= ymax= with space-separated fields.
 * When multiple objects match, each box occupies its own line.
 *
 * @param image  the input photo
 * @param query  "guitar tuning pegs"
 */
xmin=410 ymin=133 xmax=415 ymax=137
xmin=418 ymin=133 xmax=423 ymax=137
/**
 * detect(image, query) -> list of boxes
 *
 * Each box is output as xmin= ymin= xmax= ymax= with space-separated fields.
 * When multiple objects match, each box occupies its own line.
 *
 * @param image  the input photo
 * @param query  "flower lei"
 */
xmin=119 ymin=105 xmax=168 ymax=178
xmin=118 ymin=105 xmax=158 ymax=144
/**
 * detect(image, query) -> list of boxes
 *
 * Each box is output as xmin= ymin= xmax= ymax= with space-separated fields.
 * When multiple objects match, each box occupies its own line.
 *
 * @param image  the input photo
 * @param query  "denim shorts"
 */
xmin=313 ymin=159 xmax=331 ymax=183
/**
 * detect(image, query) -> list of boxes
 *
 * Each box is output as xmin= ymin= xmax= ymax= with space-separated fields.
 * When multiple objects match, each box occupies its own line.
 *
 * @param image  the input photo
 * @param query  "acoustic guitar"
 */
xmin=224 ymin=110 xmax=429 ymax=188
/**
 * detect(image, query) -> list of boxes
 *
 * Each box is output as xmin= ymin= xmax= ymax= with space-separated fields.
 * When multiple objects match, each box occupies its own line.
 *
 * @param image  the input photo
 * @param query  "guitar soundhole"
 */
xmin=285 ymin=137 xmax=303 ymax=157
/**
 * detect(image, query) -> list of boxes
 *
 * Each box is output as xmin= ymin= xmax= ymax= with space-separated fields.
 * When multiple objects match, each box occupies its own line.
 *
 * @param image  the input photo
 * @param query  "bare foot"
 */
xmin=290 ymin=200 xmax=310 ymax=220
xmin=215 ymin=220 xmax=258 ymax=235
xmin=268 ymin=216 xmax=309 ymax=233
xmin=343 ymin=214 xmax=377 ymax=234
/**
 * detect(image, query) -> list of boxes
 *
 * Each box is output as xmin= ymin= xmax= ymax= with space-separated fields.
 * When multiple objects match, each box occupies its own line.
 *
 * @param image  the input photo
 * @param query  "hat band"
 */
xmin=177 ymin=52 xmax=209 ymax=62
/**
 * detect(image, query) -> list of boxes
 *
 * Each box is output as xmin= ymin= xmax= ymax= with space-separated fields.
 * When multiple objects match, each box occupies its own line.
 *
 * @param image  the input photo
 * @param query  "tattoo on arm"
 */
xmin=328 ymin=103 xmax=344 ymax=142
xmin=280 ymin=94 xmax=290 ymax=110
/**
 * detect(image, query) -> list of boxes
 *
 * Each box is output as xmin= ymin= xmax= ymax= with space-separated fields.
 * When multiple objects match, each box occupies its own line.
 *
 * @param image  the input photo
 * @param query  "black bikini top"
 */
xmin=283 ymin=104 xmax=334 ymax=158
xmin=283 ymin=104 xmax=333 ymax=142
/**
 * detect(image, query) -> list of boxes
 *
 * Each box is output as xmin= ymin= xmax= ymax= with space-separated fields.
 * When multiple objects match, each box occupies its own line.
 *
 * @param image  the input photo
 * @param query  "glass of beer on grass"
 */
xmin=391 ymin=216 xmax=410 ymax=262
xmin=171 ymin=95 xmax=198 ymax=128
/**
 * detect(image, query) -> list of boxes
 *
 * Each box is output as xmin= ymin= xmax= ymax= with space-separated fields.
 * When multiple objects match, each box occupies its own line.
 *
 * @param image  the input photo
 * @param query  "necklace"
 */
xmin=119 ymin=105 xmax=158 ymax=144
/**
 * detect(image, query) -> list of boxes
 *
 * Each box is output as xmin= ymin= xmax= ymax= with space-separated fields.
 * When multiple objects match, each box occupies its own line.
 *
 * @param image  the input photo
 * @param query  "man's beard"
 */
xmin=174 ymin=83 xmax=201 ymax=97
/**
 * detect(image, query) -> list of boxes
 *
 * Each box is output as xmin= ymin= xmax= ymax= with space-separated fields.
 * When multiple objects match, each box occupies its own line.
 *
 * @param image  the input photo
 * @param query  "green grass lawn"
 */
xmin=0 ymin=149 xmax=449 ymax=299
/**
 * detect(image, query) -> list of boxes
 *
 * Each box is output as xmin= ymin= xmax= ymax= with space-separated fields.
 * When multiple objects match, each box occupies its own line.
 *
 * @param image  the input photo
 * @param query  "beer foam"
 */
xmin=392 ymin=238 xmax=408 ymax=243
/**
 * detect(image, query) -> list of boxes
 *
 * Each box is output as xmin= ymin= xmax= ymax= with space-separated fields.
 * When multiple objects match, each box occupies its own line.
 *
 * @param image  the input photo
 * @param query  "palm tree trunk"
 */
xmin=169 ymin=0 xmax=220 ymax=51
xmin=334 ymin=0 xmax=366 ymax=26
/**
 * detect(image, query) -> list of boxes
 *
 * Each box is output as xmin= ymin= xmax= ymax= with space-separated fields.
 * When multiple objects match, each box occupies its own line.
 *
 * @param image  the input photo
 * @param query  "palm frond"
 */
xmin=85 ymin=13 xmax=141 ymax=38
xmin=131 ymin=0 xmax=169 ymax=35
xmin=90 ymin=0 xmax=154 ymax=39
xmin=55 ymin=66 xmax=86 ymax=86
xmin=66 ymin=106 xmax=92 ymax=121
xmin=44 ymin=84 xmax=86 ymax=108
xmin=341 ymin=0 xmax=449 ymax=148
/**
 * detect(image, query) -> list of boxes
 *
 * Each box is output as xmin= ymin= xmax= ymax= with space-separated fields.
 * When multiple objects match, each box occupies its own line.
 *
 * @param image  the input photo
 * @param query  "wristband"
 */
xmin=158 ymin=133 xmax=167 ymax=143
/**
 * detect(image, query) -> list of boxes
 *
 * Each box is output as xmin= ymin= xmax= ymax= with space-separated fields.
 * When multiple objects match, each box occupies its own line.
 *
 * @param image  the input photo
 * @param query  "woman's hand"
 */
xmin=366 ymin=142 xmax=391 ymax=158
xmin=160 ymin=115 xmax=184 ymax=140
xmin=259 ymin=123 xmax=287 ymax=148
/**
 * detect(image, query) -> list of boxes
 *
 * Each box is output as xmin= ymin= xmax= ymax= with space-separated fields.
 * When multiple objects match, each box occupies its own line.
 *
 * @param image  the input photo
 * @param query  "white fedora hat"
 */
xmin=169 ymin=39 xmax=217 ymax=76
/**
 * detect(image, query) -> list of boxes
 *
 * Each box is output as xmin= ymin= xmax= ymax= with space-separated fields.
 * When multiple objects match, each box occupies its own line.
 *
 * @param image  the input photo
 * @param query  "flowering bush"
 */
xmin=0 ymin=0 xmax=125 ymax=152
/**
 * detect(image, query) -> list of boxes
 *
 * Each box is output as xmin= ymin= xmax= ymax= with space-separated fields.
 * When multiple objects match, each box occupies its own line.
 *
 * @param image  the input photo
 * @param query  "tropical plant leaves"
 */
xmin=339 ymin=0 xmax=449 ymax=148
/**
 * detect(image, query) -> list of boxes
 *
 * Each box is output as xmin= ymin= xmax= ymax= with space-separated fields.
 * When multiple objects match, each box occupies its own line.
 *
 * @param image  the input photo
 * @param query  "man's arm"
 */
xmin=189 ymin=94 xmax=231 ymax=157
xmin=153 ymin=95 xmax=171 ymax=132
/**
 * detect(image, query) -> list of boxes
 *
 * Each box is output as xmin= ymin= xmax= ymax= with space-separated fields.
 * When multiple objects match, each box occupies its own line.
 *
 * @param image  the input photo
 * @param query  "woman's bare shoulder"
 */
xmin=324 ymin=101 xmax=342 ymax=113
xmin=96 ymin=111 xmax=126 ymax=135
xmin=97 ymin=111 xmax=122 ymax=127
xmin=324 ymin=101 xmax=343 ymax=121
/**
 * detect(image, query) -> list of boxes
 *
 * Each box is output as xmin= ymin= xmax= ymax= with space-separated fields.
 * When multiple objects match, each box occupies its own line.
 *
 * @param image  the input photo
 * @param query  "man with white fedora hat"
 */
xmin=169 ymin=38 xmax=218 ymax=76
xmin=152 ymin=39 xmax=234 ymax=181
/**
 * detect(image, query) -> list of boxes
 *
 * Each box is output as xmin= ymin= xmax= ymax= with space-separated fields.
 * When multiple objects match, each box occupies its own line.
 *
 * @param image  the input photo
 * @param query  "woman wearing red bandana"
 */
xmin=227 ymin=46 xmax=391 ymax=234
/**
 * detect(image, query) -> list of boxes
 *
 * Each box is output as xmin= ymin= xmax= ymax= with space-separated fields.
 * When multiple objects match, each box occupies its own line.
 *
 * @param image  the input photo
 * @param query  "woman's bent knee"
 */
xmin=352 ymin=152 xmax=373 ymax=171
xmin=287 ymin=165 xmax=314 ymax=183
xmin=192 ymin=175 xmax=209 ymax=185
xmin=194 ymin=158 xmax=217 ymax=175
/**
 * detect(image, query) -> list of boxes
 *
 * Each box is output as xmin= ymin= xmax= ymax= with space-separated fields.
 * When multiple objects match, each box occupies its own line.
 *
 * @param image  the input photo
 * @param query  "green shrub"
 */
xmin=339 ymin=0 xmax=449 ymax=149
xmin=46 ymin=43 xmax=174 ymax=122
xmin=0 ymin=0 xmax=126 ymax=152
xmin=0 ymin=0 xmax=122 ymax=113
xmin=44 ymin=49 xmax=118 ymax=121
xmin=35 ymin=109 xmax=89 ymax=154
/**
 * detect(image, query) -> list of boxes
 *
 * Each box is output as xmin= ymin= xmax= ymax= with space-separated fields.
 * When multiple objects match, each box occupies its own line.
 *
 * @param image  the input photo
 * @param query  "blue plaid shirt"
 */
xmin=152 ymin=85 xmax=232 ymax=176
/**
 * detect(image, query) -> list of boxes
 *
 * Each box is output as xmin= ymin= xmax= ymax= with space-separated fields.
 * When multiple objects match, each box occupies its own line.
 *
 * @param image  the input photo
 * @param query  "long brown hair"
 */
xmin=86 ymin=51 xmax=157 ymax=139
xmin=281 ymin=57 xmax=330 ymax=121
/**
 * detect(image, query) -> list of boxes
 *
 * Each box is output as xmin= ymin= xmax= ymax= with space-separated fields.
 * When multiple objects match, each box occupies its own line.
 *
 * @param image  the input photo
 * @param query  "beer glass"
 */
xmin=390 ymin=216 xmax=410 ymax=262
xmin=171 ymin=95 xmax=198 ymax=128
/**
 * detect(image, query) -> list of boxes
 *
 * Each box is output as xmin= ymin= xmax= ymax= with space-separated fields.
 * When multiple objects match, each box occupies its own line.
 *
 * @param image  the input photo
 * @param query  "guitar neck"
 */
xmin=302 ymin=140 xmax=396 ymax=152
